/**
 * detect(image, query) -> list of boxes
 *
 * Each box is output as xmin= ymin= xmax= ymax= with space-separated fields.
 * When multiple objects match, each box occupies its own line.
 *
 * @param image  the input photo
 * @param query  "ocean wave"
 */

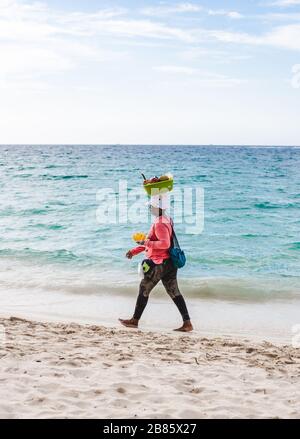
xmin=289 ymin=242 xmax=300 ymax=250
xmin=0 ymin=248 xmax=81 ymax=263
xmin=188 ymin=255 xmax=249 ymax=265
xmin=29 ymin=223 xmax=66 ymax=231
xmin=0 ymin=207 xmax=50 ymax=216
xmin=0 ymin=259 xmax=299 ymax=302
xmin=44 ymin=165 xmax=61 ymax=169
xmin=175 ymin=278 xmax=300 ymax=301
xmin=97 ymin=277 xmax=300 ymax=302
xmin=3 ymin=277 xmax=300 ymax=302
xmin=40 ymin=175 xmax=89 ymax=180
xmin=18 ymin=173 xmax=33 ymax=178
xmin=241 ymin=233 xmax=270 ymax=238
xmin=254 ymin=201 xmax=298 ymax=209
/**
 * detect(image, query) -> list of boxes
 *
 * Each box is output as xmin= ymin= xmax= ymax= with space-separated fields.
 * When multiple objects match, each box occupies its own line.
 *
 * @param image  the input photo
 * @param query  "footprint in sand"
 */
xmin=116 ymin=387 xmax=126 ymax=394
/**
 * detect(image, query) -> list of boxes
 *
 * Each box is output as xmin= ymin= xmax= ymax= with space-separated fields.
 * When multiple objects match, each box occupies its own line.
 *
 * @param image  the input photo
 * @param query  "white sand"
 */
xmin=0 ymin=317 xmax=299 ymax=419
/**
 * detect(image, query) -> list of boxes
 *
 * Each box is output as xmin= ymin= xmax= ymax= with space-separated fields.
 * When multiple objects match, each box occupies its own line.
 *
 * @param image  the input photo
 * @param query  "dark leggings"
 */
xmin=133 ymin=258 xmax=190 ymax=322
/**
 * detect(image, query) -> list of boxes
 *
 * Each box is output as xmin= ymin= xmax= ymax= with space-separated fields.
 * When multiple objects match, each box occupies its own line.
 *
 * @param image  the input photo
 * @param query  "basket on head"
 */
xmin=143 ymin=178 xmax=174 ymax=196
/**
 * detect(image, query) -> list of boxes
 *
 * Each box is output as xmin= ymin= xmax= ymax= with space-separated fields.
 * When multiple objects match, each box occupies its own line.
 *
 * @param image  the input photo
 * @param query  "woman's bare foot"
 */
xmin=119 ymin=318 xmax=139 ymax=329
xmin=173 ymin=320 xmax=194 ymax=332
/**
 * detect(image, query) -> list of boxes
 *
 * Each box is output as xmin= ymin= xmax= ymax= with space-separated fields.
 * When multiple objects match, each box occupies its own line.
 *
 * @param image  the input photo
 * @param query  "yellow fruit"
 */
xmin=133 ymin=232 xmax=146 ymax=242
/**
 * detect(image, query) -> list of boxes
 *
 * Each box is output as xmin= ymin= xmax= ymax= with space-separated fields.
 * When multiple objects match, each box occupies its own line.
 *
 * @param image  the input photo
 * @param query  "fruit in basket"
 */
xmin=143 ymin=174 xmax=173 ymax=186
xmin=144 ymin=177 xmax=159 ymax=184
xmin=143 ymin=174 xmax=174 ymax=195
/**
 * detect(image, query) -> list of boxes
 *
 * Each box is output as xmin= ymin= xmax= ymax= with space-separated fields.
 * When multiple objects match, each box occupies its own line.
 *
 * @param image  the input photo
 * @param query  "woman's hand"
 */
xmin=136 ymin=241 xmax=145 ymax=246
xmin=126 ymin=251 xmax=133 ymax=259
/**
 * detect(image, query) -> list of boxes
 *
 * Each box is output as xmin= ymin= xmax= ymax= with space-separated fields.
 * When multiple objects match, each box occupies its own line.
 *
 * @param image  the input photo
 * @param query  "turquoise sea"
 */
xmin=0 ymin=145 xmax=299 ymax=340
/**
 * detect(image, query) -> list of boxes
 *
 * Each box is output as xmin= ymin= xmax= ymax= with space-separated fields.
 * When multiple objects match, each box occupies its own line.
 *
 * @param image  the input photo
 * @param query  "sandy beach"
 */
xmin=0 ymin=316 xmax=299 ymax=419
xmin=1 ymin=0 xmax=300 ymax=423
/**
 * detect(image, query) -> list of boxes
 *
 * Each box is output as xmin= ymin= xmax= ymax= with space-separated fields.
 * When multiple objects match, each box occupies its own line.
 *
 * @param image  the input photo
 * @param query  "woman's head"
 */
xmin=148 ymin=194 xmax=169 ymax=217
xmin=149 ymin=205 xmax=165 ymax=217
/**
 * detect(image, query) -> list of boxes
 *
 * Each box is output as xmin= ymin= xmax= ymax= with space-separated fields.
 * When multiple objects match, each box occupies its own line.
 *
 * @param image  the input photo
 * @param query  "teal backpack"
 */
xmin=169 ymin=220 xmax=186 ymax=269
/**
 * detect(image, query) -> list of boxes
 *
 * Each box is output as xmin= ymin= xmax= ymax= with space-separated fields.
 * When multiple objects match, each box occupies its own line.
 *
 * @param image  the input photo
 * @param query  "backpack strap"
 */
xmin=170 ymin=218 xmax=180 ymax=250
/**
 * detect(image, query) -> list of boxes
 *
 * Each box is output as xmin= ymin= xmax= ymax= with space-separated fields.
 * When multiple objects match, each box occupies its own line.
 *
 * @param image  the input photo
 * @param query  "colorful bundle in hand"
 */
xmin=132 ymin=232 xmax=147 ymax=243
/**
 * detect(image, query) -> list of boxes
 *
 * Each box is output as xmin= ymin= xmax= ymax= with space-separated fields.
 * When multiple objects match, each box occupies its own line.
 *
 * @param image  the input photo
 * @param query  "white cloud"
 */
xmin=180 ymin=47 xmax=252 ymax=63
xmin=153 ymin=65 xmax=246 ymax=87
xmin=269 ymin=0 xmax=300 ymax=6
xmin=0 ymin=1 xmax=298 ymax=145
xmin=153 ymin=65 xmax=199 ymax=75
xmin=208 ymin=23 xmax=300 ymax=51
xmin=208 ymin=9 xmax=243 ymax=19
xmin=264 ymin=23 xmax=300 ymax=49
xmin=8 ymin=0 xmax=300 ymax=61
xmin=0 ymin=44 xmax=73 ymax=74
xmin=0 ymin=0 xmax=47 ymax=18
xmin=141 ymin=3 xmax=243 ymax=20
xmin=153 ymin=64 xmax=238 ymax=79
xmin=0 ymin=0 xmax=194 ymax=94
xmin=0 ymin=1 xmax=195 ymax=43
xmin=0 ymin=0 xmax=299 ymax=92
xmin=260 ymin=12 xmax=300 ymax=21
xmin=227 ymin=11 xmax=244 ymax=19
xmin=82 ymin=18 xmax=195 ymax=42
xmin=0 ymin=0 xmax=131 ymax=90
xmin=141 ymin=2 xmax=203 ymax=16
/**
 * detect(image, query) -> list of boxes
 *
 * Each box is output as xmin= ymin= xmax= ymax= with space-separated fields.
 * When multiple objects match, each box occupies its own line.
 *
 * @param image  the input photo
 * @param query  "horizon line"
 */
xmin=0 ymin=144 xmax=300 ymax=148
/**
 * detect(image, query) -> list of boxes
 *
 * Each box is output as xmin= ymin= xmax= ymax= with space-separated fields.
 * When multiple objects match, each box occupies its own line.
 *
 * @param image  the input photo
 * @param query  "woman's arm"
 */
xmin=129 ymin=245 xmax=146 ymax=256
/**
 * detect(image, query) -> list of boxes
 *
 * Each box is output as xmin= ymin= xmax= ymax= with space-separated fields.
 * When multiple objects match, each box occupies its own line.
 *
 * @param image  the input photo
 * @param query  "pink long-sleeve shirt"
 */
xmin=130 ymin=215 xmax=173 ymax=264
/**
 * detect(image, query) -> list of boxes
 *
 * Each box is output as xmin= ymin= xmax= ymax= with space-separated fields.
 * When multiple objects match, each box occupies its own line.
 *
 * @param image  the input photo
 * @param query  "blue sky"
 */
xmin=0 ymin=0 xmax=300 ymax=145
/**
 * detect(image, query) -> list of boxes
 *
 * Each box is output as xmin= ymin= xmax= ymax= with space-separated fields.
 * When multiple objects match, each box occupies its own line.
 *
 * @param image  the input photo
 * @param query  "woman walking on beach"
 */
xmin=119 ymin=196 xmax=193 ymax=332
